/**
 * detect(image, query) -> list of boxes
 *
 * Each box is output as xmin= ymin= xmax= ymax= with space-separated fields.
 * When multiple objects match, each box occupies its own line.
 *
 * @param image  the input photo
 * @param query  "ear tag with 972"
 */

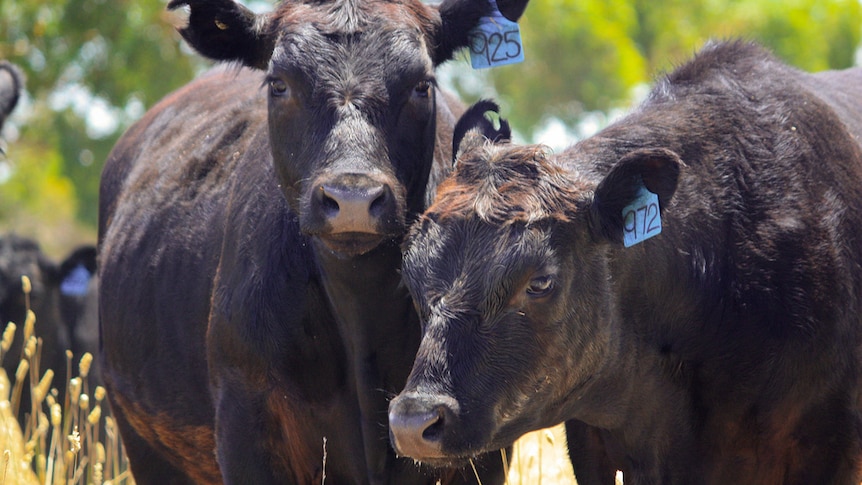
xmin=622 ymin=184 xmax=662 ymax=247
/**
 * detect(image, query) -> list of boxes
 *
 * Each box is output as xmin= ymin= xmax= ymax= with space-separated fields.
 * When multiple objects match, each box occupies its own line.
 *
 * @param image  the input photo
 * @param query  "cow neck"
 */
xmin=311 ymin=237 xmax=422 ymax=478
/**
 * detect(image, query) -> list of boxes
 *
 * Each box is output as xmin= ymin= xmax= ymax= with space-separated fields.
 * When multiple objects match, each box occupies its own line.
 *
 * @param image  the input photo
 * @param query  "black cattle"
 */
xmin=0 ymin=234 xmax=98 ymax=411
xmin=389 ymin=41 xmax=862 ymax=485
xmin=98 ymin=0 xmax=529 ymax=483
xmin=1 ymin=61 xmax=24 ymax=157
xmin=0 ymin=61 xmax=23 ymax=130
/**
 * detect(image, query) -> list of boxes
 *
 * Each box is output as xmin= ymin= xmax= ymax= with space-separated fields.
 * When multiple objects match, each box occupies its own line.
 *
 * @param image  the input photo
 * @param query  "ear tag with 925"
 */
xmin=469 ymin=0 xmax=525 ymax=69
xmin=623 ymin=184 xmax=662 ymax=247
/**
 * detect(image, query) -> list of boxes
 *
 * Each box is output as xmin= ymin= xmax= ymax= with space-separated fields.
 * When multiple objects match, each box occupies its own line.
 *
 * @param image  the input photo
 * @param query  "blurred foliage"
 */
xmin=0 ymin=0 xmax=860 ymax=250
xmin=0 ymin=0 xmax=202 ymax=254
xmin=466 ymin=0 xmax=862 ymax=137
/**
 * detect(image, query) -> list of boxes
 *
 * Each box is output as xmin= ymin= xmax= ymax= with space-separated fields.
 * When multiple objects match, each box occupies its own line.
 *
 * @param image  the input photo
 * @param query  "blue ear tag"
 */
xmin=469 ymin=0 xmax=525 ymax=69
xmin=622 ymin=184 xmax=662 ymax=247
xmin=60 ymin=264 xmax=92 ymax=297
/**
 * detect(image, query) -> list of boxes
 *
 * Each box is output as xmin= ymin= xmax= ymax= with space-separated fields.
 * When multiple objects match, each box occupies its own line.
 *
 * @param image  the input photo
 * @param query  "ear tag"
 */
xmin=60 ymin=264 xmax=92 ymax=297
xmin=622 ymin=184 xmax=662 ymax=247
xmin=469 ymin=0 xmax=525 ymax=69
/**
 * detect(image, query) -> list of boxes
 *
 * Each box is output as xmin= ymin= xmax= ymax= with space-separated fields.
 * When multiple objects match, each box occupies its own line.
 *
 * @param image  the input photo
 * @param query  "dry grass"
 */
xmin=507 ymin=425 xmax=578 ymax=485
xmin=0 ymin=276 xmax=133 ymax=485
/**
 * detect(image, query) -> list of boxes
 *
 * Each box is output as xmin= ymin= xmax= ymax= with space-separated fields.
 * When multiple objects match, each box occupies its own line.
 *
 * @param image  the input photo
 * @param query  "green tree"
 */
xmin=1 ymin=0 xmax=202 ymax=251
xmin=475 ymin=0 xmax=862 ymax=139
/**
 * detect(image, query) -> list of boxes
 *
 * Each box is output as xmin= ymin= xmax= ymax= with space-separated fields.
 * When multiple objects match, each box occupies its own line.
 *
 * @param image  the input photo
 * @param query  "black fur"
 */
xmin=99 ymin=0 xmax=529 ymax=483
xmin=390 ymin=41 xmax=862 ymax=485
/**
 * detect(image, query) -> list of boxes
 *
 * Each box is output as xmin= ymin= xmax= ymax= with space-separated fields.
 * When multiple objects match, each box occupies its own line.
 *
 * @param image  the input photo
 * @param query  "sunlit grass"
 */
xmin=507 ymin=425 xmax=578 ymax=485
xmin=0 ymin=276 xmax=133 ymax=485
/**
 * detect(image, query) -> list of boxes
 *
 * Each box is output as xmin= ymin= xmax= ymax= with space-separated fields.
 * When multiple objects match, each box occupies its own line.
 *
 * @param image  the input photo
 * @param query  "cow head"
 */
xmin=387 ymin=108 xmax=683 ymax=466
xmin=167 ymin=0 xmax=529 ymax=257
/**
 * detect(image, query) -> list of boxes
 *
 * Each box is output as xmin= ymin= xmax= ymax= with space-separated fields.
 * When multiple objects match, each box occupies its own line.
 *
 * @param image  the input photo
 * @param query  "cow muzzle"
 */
xmin=304 ymin=172 xmax=401 ymax=256
xmin=388 ymin=391 xmax=460 ymax=462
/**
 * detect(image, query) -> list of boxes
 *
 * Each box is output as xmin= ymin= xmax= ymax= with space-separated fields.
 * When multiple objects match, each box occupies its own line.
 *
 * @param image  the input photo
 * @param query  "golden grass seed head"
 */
xmin=93 ymin=462 xmax=104 ymax=485
xmin=80 ymin=393 xmax=89 ymax=411
xmin=37 ymin=411 xmax=49 ymax=434
xmin=15 ymin=359 xmax=29 ymax=382
xmin=23 ymin=335 xmax=36 ymax=360
xmin=88 ymin=405 xmax=101 ymax=425
xmin=23 ymin=310 xmax=35 ymax=343
xmin=94 ymin=386 xmax=106 ymax=402
xmin=33 ymin=369 xmax=54 ymax=404
xmin=96 ymin=442 xmax=105 ymax=463
xmin=69 ymin=377 xmax=81 ymax=405
xmin=21 ymin=275 xmax=31 ymax=295
xmin=79 ymin=352 xmax=93 ymax=378
xmin=51 ymin=402 xmax=62 ymax=426
xmin=1 ymin=322 xmax=16 ymax=352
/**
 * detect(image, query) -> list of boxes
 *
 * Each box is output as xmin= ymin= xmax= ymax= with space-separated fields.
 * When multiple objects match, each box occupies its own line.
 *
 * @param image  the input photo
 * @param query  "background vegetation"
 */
xmin=0 ymin=0 xmax=860 ymax=255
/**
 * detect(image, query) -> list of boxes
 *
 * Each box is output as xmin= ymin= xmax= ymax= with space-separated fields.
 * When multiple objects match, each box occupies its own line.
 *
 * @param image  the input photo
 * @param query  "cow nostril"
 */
xmin=421 ymin=409 xmax=444 ymax=441
xmin=320 ymin=190 xmax=340 ymax=217
xmin=368 ymin=190 xmax=387 ymax=217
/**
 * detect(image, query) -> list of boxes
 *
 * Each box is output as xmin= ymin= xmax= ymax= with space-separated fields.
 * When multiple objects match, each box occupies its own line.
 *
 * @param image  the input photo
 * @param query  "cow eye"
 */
xmin=526 ymin=275 xmax=555 ymax=298
xmin=413 ymin=80 xmax=432 ymax=99
xmin=269 ymin=78 xmax=290 ymax=97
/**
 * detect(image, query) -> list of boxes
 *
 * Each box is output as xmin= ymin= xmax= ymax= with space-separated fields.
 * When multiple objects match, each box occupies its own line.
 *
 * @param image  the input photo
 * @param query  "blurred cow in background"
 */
xmin=0 ymin=234 xmax=99 ymax=414
xmin=0 ymin=62 xmax=101 ymax=416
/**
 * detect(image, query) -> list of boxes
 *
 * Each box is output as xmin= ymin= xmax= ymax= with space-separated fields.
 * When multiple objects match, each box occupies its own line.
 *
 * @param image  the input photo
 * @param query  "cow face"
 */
xmin=167 ymin=0 xmax=529 ymax=257
xmin=388 ymin=130 xmax=682 ymax=466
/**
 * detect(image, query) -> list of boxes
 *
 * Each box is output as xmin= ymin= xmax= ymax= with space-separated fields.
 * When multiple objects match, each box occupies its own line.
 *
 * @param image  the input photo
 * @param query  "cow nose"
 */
xmin=314 ymin=179 xmax=394 ymax=234
xmin=388 ymin=394 xmax=456 ymax=460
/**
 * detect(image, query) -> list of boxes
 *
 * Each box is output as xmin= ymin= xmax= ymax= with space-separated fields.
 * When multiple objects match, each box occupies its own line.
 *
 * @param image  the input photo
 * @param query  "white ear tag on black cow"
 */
xmin=468 ymin=0 xmax=525 ymax=69
xmin=622 ymin=184 xmax=662 ymax=247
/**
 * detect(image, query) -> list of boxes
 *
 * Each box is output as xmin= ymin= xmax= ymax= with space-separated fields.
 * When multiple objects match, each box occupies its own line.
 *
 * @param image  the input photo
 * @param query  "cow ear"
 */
xmin=431 ymin=0 xmax=530 ymax=65
xmin=589 ymin=148 xmax=684 ymax=244
xmin=452 ymin=99 xmax=511 ymax=163
xmin=57 ymin=246 xmax=97 ymax=297
xmin=168 ymin=0 xmax=275 ymax=69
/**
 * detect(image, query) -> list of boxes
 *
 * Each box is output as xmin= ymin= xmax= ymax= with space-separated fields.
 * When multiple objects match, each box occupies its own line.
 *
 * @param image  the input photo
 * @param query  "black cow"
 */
xmin=1 ymin=61 xmax=24 ymax=157
xmin=0 ymin=61 xmax=23 ymax=130
xmin=98 ymin=0 xmax=529 ymax=483
xmin=0 ymin=234 xmax=98 ymax=411
xmin=389 ymin=41 xmax=862 ymax=485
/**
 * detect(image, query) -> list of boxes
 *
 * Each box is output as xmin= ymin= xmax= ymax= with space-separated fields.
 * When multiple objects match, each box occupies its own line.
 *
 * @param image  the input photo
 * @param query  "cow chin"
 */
xmin=316 ymin=232 xmax=388 ymax=257
xmin=408 ymin=455 xmax=479 ymax=471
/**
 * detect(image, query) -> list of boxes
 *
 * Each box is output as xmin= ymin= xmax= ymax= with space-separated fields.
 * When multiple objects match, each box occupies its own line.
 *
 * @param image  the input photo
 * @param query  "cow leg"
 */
xmin=564 ymin=420 xmax=617 ymax=485
xmin=110 ymin=401 xmax=198 ymax=485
